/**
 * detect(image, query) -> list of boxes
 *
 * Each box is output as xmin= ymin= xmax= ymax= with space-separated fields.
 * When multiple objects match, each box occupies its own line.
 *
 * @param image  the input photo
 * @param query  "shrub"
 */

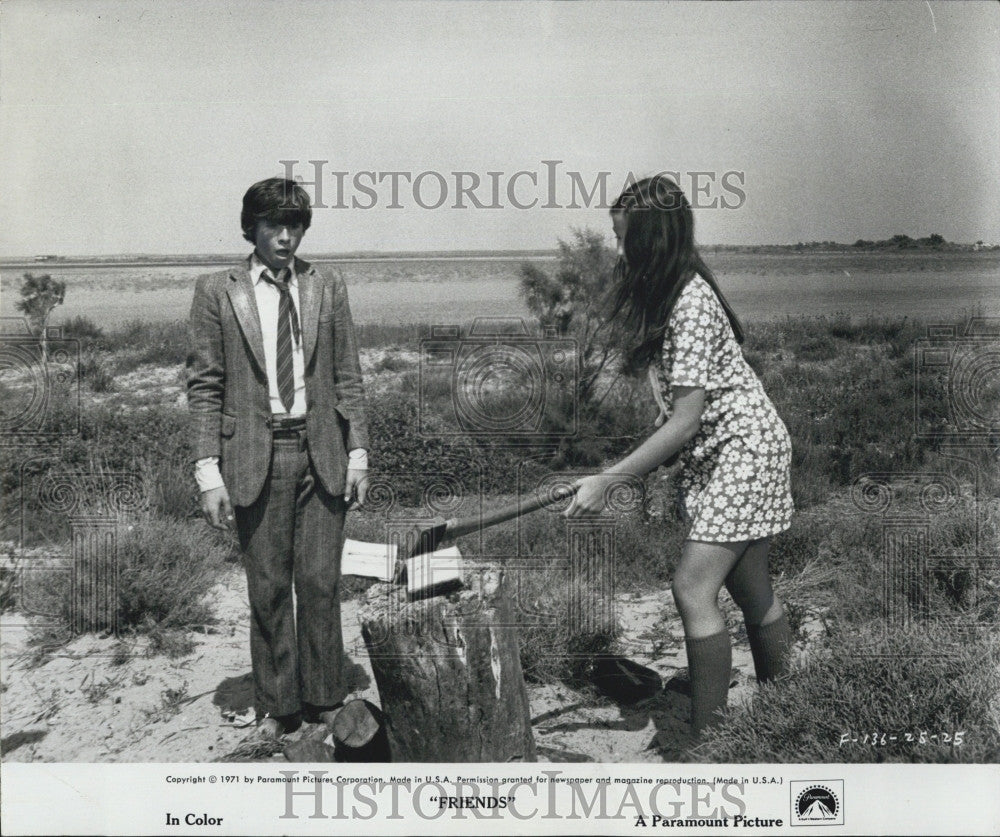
xmin=114 ymin=517 xmax=227 ymax=633
xmin=29 ymin=516 xmax=227 ymax=641
xmin=693 ymin=625 xmax=1000 ymax=763
xmin=355 ymin=323 xmax=429 ymax=350
xmin=790 ymin=334 xmax=839 ymax=362
xmin=467 ymin=504 xmax=684 ymax=682
xmin=77 ymin=348 xmax=116 ymax=393
xmin=61 ymin=315 xmax=107 ymax=351
xmin=371 ymin=351 xmax=412 ymax=373
xmin=517 ymin=572 xmax=617 ymax=684
xmin=766 ymin=509 xmax=833 ymax=579
xmin=107 ymin=320 xmax=188 ymax=373
xmin=366 ymin=389 xmax=533 ymax=498
xmin=143 ymin=454 xmax=201 ymax=520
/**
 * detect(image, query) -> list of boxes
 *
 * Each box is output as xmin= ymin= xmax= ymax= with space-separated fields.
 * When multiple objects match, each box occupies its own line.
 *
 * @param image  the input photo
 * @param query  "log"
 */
xmin=330 ymin=699 xmax=391 ymax=762
xmin=359 ymin=570 xmax=536 ymax=762
xmin=283 ymin=738 xmax=338 ymax=763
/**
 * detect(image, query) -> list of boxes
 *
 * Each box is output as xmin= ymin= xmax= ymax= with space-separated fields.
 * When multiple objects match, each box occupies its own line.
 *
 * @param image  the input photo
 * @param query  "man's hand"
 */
xmin=201 ymin=485 xmax=234 ymax=530
xmin=345 ymin=469 xmax=369 ymax=511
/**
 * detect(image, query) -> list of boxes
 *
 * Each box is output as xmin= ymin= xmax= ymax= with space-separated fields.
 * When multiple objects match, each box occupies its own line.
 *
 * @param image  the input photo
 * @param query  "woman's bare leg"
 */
xmin=671 ymin=539 xmax=749 ymax=735
xmin=724 ymin=537 xmax=793 ymax=682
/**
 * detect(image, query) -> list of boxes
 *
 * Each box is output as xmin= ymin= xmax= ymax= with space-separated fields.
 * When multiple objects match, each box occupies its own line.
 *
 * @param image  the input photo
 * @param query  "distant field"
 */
xmin=2 ymin=251 xmax=998 ymax=327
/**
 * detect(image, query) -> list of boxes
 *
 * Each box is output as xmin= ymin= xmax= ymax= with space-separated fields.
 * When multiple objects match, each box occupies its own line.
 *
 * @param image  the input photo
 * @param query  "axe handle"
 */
xmin=443 ymin=483 xmax=579 ymax=540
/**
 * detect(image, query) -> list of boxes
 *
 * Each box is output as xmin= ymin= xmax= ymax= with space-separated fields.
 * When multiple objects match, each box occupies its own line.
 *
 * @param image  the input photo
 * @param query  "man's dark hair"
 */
xmin=241 ymin=178 xmax=313 ymax=243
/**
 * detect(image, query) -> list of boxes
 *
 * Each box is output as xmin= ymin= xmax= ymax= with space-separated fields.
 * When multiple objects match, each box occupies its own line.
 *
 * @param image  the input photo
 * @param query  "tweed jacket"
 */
xmin=186 ymin=256 xmax=369 ymax=507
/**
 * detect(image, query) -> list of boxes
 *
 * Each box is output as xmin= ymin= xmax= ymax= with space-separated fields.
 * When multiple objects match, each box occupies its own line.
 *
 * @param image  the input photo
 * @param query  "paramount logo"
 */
xmin=790 ymin=781 xmax=844 ymax=827
xmin=800 ymin=798 xmax=836 ymax=820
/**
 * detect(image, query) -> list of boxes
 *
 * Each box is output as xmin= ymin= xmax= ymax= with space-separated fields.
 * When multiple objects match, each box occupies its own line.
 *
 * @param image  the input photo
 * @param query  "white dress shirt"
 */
xmin=194 ymin=253 xmax=367 ymax=493
xmin=252 ymin=252 xmax=308 ymax=416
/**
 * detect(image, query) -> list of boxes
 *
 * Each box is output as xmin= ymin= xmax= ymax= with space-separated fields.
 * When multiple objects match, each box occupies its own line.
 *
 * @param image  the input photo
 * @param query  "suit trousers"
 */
xmin=234 ymin=432 xmax=346 ymax=718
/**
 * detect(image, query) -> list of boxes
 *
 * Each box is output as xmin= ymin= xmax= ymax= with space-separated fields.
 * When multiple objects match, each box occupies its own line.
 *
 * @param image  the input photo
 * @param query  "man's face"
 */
xmin=253 ymin=220 xmax=304 ymax=271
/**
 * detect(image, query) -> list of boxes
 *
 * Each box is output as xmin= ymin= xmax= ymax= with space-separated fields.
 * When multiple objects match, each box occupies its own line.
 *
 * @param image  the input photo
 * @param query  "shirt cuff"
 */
xmin=347 ymin=448 xmax=368 ymax=470
xmin=194 ymin=457 xmax=225 ymax=493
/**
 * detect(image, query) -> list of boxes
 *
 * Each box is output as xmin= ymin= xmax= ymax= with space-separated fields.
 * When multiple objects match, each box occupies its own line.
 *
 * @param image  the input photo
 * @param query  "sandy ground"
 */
xmin=0 ymin=564 xmax=777 ymax=764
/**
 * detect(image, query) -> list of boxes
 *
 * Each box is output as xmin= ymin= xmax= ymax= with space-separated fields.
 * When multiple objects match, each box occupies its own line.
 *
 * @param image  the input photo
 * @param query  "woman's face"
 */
xmin=611 ymin=212 xmax=628 ymax=261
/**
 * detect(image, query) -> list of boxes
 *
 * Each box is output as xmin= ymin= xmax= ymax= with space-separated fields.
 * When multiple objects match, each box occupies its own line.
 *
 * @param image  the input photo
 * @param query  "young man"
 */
xmin=186 ymin=178 xmax=369 ymax=738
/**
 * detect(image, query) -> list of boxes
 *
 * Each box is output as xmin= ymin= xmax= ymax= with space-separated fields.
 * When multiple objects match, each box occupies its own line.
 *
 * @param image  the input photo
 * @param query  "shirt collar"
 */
xmin=250 ymin=252 xmax=297 ymax=287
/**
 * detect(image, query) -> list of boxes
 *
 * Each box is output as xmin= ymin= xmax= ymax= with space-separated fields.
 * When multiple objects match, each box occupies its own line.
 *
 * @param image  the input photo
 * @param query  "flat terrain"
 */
xmin=2 ymin=250 xmax=998 ymax=326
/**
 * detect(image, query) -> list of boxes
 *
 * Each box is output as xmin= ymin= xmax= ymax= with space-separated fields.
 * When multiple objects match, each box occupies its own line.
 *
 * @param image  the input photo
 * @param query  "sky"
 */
xmin=0 ymin=0 xmax=997 ymax=256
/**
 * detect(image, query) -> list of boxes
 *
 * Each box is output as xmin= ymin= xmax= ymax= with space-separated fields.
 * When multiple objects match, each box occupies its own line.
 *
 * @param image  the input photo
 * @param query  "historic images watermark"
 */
xmin=278 ymin=160 xmax=748 ymax=211
xmin=271 ymin=770 xmax=752 ymax=824
xmin=851 ymin=317 xmax=1000 ymax=654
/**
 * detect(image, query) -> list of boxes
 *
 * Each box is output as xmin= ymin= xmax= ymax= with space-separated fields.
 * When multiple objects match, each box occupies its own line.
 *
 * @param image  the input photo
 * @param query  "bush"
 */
xmin=61 ymin=315 xmax=107 ymax=350
xmin=366 ymin=389 xmax=536 ymax=498
xmin=480 ymin=514 xmax=618 ymax=682
xmin=144 ymin=454 xmax=201 ymax=520
xmin=371 ymin=351 xmax=412 ymax=373
xmin=107 ymin=320 xmax=189 ymax=372
xmin=26 ymin=516 xmax=228 ymax=647
xmin=768 ymin=512 xmax=828 ymax=578
xmin=790 ymin=334 xmax=839 ymax=362
xmin=693 ymin=625 xmax=1000 ymax=763
xmin=77 ymin=348 xmax=116 ymax=393
xmin=355 ymin=323 xmax=429 ymax=350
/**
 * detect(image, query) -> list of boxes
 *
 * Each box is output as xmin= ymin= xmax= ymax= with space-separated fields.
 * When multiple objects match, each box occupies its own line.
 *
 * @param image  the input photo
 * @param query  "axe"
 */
xmin=396 ymin=482 xmax=580 ymax=570
xmin=341 ymin=484 xmax=580 ymax=597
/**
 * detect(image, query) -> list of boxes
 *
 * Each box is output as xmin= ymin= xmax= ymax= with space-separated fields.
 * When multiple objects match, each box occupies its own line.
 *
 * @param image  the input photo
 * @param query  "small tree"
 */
xmin=16 ymin=273 xmax=66 ymax=362
xmin=519 ymin=228 xmax=623 ymax=409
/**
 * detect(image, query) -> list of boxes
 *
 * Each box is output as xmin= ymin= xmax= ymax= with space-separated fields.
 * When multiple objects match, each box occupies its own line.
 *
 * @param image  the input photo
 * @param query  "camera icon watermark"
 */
xmin=0 ymin=318 xmax=80 ymax=445
xmin=417 ymin=317 xmax=577 ymax=438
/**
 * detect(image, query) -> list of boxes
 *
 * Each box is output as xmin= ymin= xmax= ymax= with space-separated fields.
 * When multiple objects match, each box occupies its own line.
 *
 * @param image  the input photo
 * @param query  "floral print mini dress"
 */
xmin=650 ymin=275 xmax=794 ymax=541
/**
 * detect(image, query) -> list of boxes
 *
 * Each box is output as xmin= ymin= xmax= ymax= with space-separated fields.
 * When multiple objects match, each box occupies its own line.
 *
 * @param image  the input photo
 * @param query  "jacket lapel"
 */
xmin=226 ymin=261 xmax=267 ymax=376
xmin=296 ymin=259 xmax=321 ymax=368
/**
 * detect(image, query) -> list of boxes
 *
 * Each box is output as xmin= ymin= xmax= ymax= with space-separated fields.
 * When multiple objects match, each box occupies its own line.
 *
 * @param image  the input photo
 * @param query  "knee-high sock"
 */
xmin=685 ymin=631 xmax=732 ymax=736
xmin=746 ymin=613 xmax=792 ymax=684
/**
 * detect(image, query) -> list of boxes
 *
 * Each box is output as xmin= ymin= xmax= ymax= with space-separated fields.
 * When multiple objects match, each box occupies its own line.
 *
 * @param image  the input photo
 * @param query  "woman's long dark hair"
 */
xmin=610 ymin=175 xmax=744 ymax=372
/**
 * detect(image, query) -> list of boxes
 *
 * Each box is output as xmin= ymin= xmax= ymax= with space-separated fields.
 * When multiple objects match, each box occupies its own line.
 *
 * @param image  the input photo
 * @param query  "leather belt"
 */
xmin=269 ymin=415 xmax=307 ymax=437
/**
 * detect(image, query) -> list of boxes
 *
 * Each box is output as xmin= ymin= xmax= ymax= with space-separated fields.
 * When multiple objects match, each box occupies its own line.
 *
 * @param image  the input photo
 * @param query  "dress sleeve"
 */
xmin=665 ymin=280 xmax=720 ymax=388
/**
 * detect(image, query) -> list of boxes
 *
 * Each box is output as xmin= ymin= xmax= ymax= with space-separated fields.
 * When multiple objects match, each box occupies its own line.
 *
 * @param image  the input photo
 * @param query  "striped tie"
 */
xmin=261 ymin=267 xmax=300 ymax=412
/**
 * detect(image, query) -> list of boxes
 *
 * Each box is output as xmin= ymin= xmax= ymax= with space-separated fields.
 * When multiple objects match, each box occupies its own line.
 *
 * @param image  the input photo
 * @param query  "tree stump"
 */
xmin=359 ymin=570 xmax=536 ymax=762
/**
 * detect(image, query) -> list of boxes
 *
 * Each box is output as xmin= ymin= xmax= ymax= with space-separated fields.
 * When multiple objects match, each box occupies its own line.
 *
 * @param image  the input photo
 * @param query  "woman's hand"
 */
xmin=564 ymin=474 xmax=625 ymax=518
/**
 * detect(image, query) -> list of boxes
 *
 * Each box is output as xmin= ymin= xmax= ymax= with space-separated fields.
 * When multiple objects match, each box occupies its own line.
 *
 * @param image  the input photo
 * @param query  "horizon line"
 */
xmin=2 ymin=239 xmax=994 ymax=264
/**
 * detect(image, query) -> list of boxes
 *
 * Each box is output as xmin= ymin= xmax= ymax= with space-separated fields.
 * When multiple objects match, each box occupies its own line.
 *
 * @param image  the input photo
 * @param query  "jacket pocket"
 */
xmin=220 ymin=414 xmax=236 ymax=438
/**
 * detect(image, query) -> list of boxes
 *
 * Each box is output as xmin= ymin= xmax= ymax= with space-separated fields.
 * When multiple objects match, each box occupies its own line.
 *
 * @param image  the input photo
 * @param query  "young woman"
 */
xmin=565 ymin=174 xmax=795 ymax=738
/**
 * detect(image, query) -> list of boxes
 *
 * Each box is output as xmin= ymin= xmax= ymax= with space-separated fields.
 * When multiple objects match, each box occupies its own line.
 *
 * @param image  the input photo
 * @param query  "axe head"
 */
xmin=390 ymin=518 xmax=450 ymax=585
xmin=401 ymin=518 xmax=450 ymax=562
